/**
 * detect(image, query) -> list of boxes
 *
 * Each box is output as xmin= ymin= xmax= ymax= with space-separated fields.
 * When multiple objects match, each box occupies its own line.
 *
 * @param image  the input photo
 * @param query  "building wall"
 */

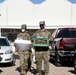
xmin=0 ymin=0 xmax=76 ymax=29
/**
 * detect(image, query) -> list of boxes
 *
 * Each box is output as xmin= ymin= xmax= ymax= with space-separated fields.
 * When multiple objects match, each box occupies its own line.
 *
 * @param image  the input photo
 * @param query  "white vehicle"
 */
xmin=0 ymin=36 xmax=16 ymax=66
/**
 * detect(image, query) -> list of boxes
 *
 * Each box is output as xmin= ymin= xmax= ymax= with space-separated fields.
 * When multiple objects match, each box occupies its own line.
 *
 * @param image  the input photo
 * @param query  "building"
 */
xmin=0 ymin=0 xmax=76 ymax=41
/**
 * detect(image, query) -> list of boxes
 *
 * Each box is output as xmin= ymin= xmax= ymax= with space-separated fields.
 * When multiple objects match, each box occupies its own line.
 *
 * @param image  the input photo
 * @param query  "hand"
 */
xmin=49 ymin=45 xmax=52 ymax=49
xmin=31 ymin=48 xmax=35 ymax=54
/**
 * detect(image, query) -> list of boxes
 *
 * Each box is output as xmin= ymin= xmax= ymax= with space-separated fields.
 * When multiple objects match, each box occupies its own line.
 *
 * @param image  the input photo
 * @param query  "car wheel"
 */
xmin=55 ymin=49 xmax=60 ymax=66
xmin=74 ymin=57 xmax=76 ymax=74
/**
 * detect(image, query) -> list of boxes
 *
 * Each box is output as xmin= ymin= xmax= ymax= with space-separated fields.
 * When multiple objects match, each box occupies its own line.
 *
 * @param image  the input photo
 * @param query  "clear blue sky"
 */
xmin=0 ymin=0 xmax=76 ymax=4
xmin=30 ymin=0 xmax=45 ymax=4
xmin=0 ymin=0 xmax=5 ymax=3
xmin=68 ymin=0 xmax=76 ymax=4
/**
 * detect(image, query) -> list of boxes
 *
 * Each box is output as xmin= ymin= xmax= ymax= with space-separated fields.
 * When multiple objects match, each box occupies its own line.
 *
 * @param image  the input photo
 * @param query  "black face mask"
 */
xmin=40 ymin=24 xmax=44 ymax=29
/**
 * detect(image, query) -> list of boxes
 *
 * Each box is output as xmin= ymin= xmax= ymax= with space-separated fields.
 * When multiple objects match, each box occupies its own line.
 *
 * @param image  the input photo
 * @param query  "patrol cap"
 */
xmin=39 ymin=21 xmax=45 ymax=25
xmin=21 ymin=24 xmax=27 ymax=29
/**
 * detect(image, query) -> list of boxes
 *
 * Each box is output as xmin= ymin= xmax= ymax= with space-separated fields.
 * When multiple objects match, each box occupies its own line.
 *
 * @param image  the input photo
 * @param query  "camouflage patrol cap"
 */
xmin=39 ymin=21 xmax=45 ymax=25
xmin=21 ymin=24 xmax=27 ymax=29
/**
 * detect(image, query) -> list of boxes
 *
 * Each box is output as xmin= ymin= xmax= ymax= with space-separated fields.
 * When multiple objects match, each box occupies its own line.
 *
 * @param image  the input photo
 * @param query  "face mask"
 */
xmin=40 ymin=24 xmax=44 ymax=29
xmin=21 ymin=29 xmax=25 ymax=32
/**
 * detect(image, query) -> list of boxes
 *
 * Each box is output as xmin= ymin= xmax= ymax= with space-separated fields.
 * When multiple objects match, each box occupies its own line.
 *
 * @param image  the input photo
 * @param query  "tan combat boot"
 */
xmin=36 ymin=73 xmax=42 ymax=75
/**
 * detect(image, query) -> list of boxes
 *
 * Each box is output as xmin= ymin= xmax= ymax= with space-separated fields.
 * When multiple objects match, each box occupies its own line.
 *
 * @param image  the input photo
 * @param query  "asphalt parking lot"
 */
xmin=0 ymin=53 xmax=75 ymax=75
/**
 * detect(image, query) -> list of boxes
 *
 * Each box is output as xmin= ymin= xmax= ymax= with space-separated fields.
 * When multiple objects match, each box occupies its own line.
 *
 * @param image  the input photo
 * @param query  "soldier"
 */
xmin=15 ymin=24 xmax=32 ymax=75
xmin=32 ymin=21 xmax=51 ymax=75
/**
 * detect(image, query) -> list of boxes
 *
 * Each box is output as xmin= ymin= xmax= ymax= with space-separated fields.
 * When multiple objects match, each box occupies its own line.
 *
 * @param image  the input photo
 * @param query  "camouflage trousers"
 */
xmin=18 ymin=50 xmax=32 ymax=72
xmin=35 ymin=51 xmax=50 ymax=74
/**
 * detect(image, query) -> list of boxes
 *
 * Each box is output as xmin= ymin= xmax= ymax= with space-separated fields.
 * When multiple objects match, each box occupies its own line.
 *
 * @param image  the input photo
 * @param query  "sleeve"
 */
xmin=32 ymin=32 xmax=36 ymax=39
xmin=47 ymin=31 xmax=52 ymax=41
xmin=47 ymin=31 xmax=52 ymax=45
xmin=31 ymin=33 xmax=35 ymax=42
xmin=17 ymin=33 xmax=21 ymax=39
xmin=32 ymin=30 xmax=40 ymax=38
xmin=28 ymin=34 xmax=31 ymax=40
xmin=31 ymin=30 xmax=38 ymax=41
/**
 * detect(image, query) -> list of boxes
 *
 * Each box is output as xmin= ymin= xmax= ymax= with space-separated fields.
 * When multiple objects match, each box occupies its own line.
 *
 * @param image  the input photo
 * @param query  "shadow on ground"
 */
xmin=49 ymin=56 xmax=74 ymax=67
xmin=69 ymin=70 xmax=75 ymax=74
xmin=0 ymin=69 xmax=3 ymax=73
xmin=49 ymin=56 xmax=76 ymax=74
xmin=16 ymin=66 xmax=45 ymax=75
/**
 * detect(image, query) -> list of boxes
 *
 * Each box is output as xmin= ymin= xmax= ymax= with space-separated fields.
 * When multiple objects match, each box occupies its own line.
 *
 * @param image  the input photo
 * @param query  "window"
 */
xmin=0 ymin=38 xmax=10 ymax=46
xmin=57 ymin=29 xmax=76 ymax=38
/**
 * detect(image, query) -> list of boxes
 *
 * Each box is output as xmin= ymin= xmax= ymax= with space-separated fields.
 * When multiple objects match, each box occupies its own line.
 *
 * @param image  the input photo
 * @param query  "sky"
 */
xmin=29 ymin=0 xmax=45 ymax=4
xmin=1 ymin=0 xmax=45 ymax=4
xmin=0 ymin=0 xmax=5 ymax=3
xmin=68 ymin=0 xmax=76 ymax=4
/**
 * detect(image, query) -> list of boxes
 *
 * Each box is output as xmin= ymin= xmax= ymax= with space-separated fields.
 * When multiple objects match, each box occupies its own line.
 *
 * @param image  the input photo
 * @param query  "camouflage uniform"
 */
xmin=32 ymin=21 xmax=51 ymax=75
xmin=16 ymin=24 xmax=31 ymax=75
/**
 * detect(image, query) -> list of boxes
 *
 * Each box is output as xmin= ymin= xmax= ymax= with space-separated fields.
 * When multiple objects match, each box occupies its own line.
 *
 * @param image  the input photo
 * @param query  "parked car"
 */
xmin=50 ymin=28 xmax=76 ymax=66
xmin=0 ymin=36 xmax=16 ymax=66
xmin=74 ymin=53 xmax=76 ymax=74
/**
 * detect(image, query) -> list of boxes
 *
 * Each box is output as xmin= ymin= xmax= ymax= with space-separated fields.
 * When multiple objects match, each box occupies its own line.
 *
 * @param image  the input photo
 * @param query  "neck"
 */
xmin=40 ymin=28 xmax=45 ymax=31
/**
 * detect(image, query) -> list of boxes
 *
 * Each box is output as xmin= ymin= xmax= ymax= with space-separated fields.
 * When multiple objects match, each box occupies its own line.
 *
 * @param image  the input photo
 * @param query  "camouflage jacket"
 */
xmin=32 ymin=29 xmax=51 ymax=41
xmin=17 ymin=32 xmax=31 ymax=40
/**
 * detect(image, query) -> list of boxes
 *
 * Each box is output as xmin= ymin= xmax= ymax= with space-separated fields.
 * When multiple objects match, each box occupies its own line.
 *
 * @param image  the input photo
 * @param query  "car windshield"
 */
xmin=0 ymin=38 xmax=10 ymax=46
xmin=57 ymin=29 xmax=76 ymax=38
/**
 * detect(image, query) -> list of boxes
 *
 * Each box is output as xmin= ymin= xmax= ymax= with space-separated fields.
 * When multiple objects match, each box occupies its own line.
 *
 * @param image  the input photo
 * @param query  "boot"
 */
xmin=36 ymin=72 xmax=42 ymax=75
